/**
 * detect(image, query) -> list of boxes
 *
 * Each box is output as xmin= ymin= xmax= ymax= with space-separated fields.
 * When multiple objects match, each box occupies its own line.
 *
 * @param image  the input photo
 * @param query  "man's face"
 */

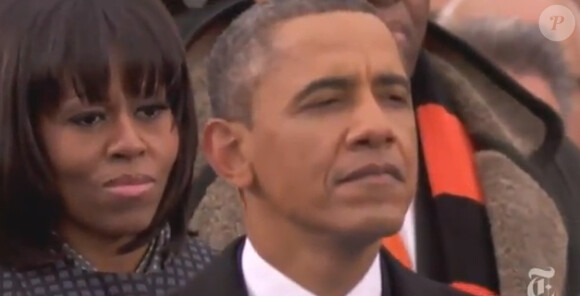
xmin=239 ymin=12 xmax=418 ymax=240
xmin=368 ymin=0 xmax=430 ymax=73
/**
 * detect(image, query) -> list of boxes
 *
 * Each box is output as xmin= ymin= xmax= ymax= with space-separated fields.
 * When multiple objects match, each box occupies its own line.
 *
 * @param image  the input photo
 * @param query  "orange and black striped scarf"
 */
xmin=382 ymin=55 xmax=499 ymax=296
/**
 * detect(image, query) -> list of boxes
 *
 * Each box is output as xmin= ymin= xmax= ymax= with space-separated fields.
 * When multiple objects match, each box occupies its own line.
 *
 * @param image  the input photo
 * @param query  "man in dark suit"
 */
xmin=174 ymin=0 xmax=468 ymax=295
xmin=174 ymin=0 xmax=580 ymax=294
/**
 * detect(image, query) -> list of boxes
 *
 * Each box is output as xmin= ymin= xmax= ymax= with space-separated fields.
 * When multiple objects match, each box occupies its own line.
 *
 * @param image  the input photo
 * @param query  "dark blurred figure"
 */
xmin=0 ymin=0 xmax=211 ymax=294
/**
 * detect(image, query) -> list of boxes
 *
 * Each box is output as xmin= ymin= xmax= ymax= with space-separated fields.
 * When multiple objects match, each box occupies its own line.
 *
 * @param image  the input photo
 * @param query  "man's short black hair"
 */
xmin=207 ymin=0 xmax=377 ymax=124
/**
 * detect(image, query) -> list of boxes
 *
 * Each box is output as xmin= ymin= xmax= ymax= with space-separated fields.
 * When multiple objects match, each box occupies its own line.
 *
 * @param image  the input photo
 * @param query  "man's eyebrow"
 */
xmin=292 ymin=76 xmax=355 ymax=104
xmin=373 ymin=73 xmax=410 ymax=90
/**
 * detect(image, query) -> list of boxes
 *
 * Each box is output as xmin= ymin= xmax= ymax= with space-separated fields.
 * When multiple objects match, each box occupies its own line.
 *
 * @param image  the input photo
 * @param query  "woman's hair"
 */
xmin=0 ymin=0 xmax=199 ymax=268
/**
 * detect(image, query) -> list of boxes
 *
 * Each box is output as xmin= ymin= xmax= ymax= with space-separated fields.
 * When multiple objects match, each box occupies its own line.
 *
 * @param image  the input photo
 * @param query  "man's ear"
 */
xmin=202 ymin=119 xmax=253 ymax=189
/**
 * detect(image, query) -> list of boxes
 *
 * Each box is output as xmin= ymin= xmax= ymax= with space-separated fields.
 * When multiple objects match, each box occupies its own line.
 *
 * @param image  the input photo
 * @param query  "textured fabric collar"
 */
xmin=58 ymin=225 xmax=171 ymax=274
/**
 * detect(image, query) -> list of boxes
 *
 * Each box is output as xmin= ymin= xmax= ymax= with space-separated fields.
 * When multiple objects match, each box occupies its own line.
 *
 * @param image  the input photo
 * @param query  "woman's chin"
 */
xmin=79 ymin=213 xmax=158 ymax=240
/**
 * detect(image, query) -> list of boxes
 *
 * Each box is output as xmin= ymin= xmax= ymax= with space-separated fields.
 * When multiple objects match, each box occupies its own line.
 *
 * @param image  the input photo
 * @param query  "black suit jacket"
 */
xmin=172 ymin=237 xmax=469 ymax=296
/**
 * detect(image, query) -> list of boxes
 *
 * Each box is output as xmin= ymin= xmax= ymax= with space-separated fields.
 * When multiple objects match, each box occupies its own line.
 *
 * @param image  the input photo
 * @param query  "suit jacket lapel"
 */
xmin=382 ymin=249 xmax=470 ymax=296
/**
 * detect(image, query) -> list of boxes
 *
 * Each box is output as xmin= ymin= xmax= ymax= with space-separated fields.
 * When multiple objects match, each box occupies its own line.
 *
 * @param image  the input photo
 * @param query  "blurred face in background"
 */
xmin=367 ymin=0 xmax=430 ymax=73
xmin=438 ymin=0 xmax=580 ymax=146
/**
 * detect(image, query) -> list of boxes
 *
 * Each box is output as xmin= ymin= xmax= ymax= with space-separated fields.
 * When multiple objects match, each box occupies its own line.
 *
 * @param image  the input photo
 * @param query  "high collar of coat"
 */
xmin=423 ymin=22 xmax=565 ymax=165
xmin=423 ymin=22 xmax=568 ymax=296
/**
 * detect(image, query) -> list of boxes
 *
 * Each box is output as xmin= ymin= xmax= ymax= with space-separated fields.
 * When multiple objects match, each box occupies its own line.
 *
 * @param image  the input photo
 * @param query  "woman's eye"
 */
xmin=136 ymin=104 xmax=169 ymax=120
xmin=69 ymin=112 xmax=106 ymax=127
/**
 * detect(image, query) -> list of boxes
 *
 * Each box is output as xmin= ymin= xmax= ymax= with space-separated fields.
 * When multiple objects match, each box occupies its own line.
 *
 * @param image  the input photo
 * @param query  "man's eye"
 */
xmin=136 ymin=104 xmax=169 ymax=120
xmin=312 ymin=98 xmax=339 ymax=108
xmin=304 ymin=95 xmax=346 ymax=110
xmin=69 ymin=112 xmax=106 ymax=127
xmin=377 ymin=90 xmax=410 ymax=106
xmin=388 ymin=94 xmax=407 ymax=103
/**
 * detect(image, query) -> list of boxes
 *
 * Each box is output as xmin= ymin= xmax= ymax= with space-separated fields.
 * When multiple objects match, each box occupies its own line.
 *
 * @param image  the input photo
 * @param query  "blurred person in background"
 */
xmin=437 ymin=5 xmax=580 ymax=293
xmin=440 ymin=18 xmax=574 ymax=118
xmin=439 ymin=0 xmax=580 ymax=147
xmin=171 ymin=0 xmax=580 ymax=295
xmin=0 ymin=0 xmax=211 ymax=294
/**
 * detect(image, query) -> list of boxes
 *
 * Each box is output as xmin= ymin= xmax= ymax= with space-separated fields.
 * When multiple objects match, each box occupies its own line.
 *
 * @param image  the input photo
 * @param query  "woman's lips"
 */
xmin=105 ymin=183 xmax=154 ymax=198
xmin=103 ymin=174 xmax=155 ymax=198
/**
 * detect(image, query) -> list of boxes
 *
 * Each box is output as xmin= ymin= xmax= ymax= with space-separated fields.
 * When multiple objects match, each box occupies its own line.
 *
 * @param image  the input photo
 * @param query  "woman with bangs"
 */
xmin=0 ymin=0 xmax=212 ymax=294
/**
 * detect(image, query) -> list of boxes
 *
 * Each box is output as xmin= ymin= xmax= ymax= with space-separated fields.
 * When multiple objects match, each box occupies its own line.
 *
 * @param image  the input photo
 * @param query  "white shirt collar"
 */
xmin=241 ymin=238 xmax=382 ymax=296
xmin=400 ymin=199 xmax=417 ymax=271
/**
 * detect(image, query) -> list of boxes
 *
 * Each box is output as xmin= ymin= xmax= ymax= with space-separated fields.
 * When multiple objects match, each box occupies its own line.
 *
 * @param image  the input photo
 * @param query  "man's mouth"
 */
xmin=337 ymin=163 xmax=405 ymax=184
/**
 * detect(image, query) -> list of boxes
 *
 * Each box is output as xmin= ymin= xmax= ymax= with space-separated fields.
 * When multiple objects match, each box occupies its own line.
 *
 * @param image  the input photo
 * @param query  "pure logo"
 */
xmin=539 ymin=5 xmax=576 ymax=41
xmin=527 ymin=267 xmax=556 ymax=296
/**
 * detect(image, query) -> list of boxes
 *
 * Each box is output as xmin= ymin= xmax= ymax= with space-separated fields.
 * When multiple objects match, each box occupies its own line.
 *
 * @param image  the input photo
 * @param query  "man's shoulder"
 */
xmin=382 ymin=251 xmax=470 ymax=296
xmin=177 ymin=243 xmax=467 ymax=296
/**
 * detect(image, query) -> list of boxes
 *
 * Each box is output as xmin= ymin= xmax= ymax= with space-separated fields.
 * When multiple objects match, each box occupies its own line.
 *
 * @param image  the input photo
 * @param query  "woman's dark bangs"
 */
xmin=23 ymin=1 xmax=110 ymax=112
xmin=113 ymin=0 xmax=186 ymax=105
xmin=26 ymin=0 xmax=186 ymax=112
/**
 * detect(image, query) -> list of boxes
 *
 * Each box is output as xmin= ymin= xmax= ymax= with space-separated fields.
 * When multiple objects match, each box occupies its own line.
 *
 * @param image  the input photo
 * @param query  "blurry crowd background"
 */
xmin=186 ymin=0 xmax=580 ymax=251
xmin=434 ymin=0 xmax=580 ymax=146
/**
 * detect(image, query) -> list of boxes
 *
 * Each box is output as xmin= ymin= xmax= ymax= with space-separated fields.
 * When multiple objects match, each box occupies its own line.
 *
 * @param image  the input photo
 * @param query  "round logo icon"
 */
xmin=539 ymin=5 xmax=576 ymax=41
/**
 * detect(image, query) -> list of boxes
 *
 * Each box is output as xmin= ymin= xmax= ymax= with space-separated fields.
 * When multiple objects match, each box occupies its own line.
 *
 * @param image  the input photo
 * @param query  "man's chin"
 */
xmin=330 ymin=217 xmax=404 ymax=247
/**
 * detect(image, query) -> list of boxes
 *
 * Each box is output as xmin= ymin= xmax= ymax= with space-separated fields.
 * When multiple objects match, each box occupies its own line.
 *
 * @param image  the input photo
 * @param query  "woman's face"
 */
xmin=39 ymin=66 xmax=179 ymax=239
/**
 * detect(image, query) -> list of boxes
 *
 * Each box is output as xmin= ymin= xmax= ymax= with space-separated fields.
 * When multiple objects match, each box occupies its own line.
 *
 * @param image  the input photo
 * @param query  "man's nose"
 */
xmin=346 ymin=91 xmax=395 ymax=149
xmin=107 ymin=114 xmax=146 ymax=160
